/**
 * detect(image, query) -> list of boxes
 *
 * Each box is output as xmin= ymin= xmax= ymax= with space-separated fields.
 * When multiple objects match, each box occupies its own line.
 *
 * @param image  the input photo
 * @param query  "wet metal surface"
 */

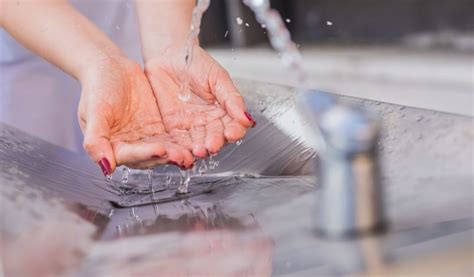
xmin=1 ymin=79 xmax=473 ymax=275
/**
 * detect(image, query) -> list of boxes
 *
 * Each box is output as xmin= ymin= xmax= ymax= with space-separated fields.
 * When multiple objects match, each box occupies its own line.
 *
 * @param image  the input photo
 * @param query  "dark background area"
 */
xmin=199 ymin=0 xmax=474 ymax=47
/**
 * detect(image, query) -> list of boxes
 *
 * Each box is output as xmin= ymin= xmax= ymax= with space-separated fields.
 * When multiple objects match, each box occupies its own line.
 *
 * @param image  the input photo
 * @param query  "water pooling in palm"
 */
xmin=145 ymin=0 xmax=253 ymax=194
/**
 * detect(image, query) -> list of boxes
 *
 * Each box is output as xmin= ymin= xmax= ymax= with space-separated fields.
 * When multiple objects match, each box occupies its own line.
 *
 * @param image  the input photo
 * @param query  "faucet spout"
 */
xmin=298 ymin=90 xmax=386 ymax=238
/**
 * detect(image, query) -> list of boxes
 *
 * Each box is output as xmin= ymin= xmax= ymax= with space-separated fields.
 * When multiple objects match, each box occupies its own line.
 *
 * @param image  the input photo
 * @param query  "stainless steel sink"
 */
xmin=1 ymin=79 xmax=472 ymax=276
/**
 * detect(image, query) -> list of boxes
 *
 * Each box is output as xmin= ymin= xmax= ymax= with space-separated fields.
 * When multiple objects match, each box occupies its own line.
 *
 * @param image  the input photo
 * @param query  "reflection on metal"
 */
xmin=1 ymin=79 xmax=473 ymax=276
xmin=114 ymin=203 xmax=250 ymax=238
xmin=299 ymin=92 xmax=386 ymax=237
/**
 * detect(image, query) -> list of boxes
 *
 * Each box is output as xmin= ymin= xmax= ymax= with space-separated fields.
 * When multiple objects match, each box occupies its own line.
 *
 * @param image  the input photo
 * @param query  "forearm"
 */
xmin=0 ymin=0 xmax=124 ymax=82
xmin=135 ymin=0 xmax=195 ymax=61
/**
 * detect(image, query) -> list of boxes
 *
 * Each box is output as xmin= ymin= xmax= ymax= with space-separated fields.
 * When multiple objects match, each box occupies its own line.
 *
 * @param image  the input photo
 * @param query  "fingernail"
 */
xmin=170 ymin=161 xmax=186 ymax=170
xmin=244 ymin=112 xmax=257 ymax=128
xmin=98 ymin=158 xmax=111 ymax=176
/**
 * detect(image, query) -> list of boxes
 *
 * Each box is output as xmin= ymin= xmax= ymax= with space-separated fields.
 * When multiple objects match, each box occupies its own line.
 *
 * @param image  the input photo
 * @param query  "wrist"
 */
xmin=77 ymin=51 xmax=129 ymax=86
xmin=141 ymin=36 xmax=199 ymax=62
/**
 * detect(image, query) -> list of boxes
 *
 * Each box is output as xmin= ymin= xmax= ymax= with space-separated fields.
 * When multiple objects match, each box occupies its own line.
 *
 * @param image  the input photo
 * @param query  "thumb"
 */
xmin=82 ymin=115 xmax=116 ymax=177
xmin=212 ymin=70 xmax=256 ymax=128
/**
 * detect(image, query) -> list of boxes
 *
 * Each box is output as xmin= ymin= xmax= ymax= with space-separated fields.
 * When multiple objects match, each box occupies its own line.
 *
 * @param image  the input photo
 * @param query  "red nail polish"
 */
xmin=244 ymin=112 xmax=257 ymax=128
xmin=98 ymin=158 xmax=111 ymax=176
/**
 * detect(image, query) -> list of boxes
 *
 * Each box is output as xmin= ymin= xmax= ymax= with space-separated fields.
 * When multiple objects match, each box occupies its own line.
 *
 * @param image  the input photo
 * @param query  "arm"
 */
xmin=0 ymin=0 xmax=123 ymax=81
xmin=134 ymin=0 xmax=195 ymax=61
xmin=0 ymin=0 xmax=196 ymax=174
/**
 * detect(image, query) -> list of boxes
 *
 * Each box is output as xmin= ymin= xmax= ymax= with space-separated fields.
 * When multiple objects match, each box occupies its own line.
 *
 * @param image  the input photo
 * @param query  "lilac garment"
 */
xmin=0 ymin=0 xmax=142 ymax=153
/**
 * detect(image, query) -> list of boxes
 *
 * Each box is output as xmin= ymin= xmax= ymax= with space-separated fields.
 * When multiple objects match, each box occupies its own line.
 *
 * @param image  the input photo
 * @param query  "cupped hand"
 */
xmin=78 ymin=56 xmax=194 ymax=175
xmin=144 ymin=45 xmax=256 ymax=158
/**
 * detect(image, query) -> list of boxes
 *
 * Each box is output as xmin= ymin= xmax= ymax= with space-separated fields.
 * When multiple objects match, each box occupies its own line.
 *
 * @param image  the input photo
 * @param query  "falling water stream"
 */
xmin=243 ymin=0 xmax=308 ymax=86
xmin=178 ymin=0 xmax=211 ymax=102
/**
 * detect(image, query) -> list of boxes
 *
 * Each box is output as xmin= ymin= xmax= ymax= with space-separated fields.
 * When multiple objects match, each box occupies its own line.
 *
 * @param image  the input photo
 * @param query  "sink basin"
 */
xmin=1 ymin=79 xmax=472 ymax=276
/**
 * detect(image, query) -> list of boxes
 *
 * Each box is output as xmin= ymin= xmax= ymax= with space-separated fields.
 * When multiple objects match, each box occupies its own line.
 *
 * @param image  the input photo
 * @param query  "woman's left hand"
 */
xmin=144 ymin=45 xmax=256 ymax=158
xmin=79 ymin=56 xmax=195 ymax=175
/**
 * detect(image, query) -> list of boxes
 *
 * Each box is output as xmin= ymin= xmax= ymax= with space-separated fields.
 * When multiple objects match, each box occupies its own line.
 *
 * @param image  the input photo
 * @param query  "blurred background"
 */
xmin=200 ymin=0 xmax=474 ymax=49
xmin=199 ymin=0 xmax=473 ymax=116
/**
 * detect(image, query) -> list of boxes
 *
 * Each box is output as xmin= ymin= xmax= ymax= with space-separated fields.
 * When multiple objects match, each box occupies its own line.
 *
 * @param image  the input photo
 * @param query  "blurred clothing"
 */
xmin=0 ymin=0 xmax=142 ymax=152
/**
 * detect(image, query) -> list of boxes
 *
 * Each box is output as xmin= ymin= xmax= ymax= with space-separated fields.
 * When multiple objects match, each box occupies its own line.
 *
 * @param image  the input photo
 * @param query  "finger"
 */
xmin=164 ymin=142 xmax=195 ymax=169
xmin=190 ymin=125 xmax=207 ymax=158
xmin=82 ymin=115 xmax=116 ymax=176
xmin=113 ymin=140 xmax=167 ymax=168
xmin=205 ymin=119 xmax=225 ymax=155
xmin=211 ymin=69 xmax=256 ymax=128
xmin=169 ymin=129 xmax=193 ymax=151
xmin=222 ymin=115 xmax=247 ymax=143
xmin=123 ymin=157 xmax=168 ymax=170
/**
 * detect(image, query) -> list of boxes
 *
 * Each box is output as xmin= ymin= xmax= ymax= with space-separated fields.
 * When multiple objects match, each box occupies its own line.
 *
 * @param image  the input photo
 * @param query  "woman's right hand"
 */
xmin=78 ymin=56 xmax=195 ymax=176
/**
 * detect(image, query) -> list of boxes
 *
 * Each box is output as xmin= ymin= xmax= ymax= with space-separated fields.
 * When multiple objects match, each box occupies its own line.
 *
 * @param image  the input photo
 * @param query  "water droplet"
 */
xmin=105 ymin=174 xmax=112 ymax=181
xmin=121 ymin=167 xmax=130 ymax=184
xmin=261 ymin=24 xmax=266 ymax=28
xmin=198 ymin=160 xmax=208 ymax=175
xmin=176 ymin=169 xmax=191 ymax=194
xmin=147 ymin=169 xmax=154 ymax=197
xmin=178 ymin=89 xmax=191 ymax=102
xmin=224 ymin=30 xmax=229 ymax=37
xmin=245 ymin=22 xmax=250 ymax=27
xmin=236 ymin=139 xmax=243 ymax=146
xmin=115 ymin=25 xmax=121 ymax=30
xmin=236 ymin=17 xmax=243 ymax=25
xmin=208 ymin=154 xmax=219 ymax=170
xmin=326 ymin=21 xmax=333 ymax=26
xmin=285 ymin=18 xmax=291 ymax=23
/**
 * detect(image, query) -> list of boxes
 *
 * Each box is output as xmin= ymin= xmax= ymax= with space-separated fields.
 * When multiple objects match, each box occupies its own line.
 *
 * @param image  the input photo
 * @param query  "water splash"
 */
xmin=198 ymin=159 xmax=208 ymax=175
xmin=147 ymin=169 xmax=155 ymax=199
xmin=121 ymin=167 xmax=130 ymax=184
xmin=208 ymin=154 xmax=219 ymax=170
xmin=130 ymin=207 xmax=141 ymax=221
xmin=165 ymin=175 xmax=172 ymax=188
xmin=179 ymin=0 xmax=211 ymax=102
xmin=176 ymin=169 xmax=191 ymax=194
xmin=105 ymin=174 xmax=113 ymax=182
xmin=236 ymin=139 xmax=243 ymax=146
xmin=243 ymin=0 xmax=307 ymax=86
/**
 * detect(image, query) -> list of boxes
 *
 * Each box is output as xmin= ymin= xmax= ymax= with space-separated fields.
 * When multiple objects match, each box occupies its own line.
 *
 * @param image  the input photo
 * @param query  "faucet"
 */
xmin=242 ymin=0 xmax=386 ymax=238
xmin=298 ymin=91 xmax=386 ymax=238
